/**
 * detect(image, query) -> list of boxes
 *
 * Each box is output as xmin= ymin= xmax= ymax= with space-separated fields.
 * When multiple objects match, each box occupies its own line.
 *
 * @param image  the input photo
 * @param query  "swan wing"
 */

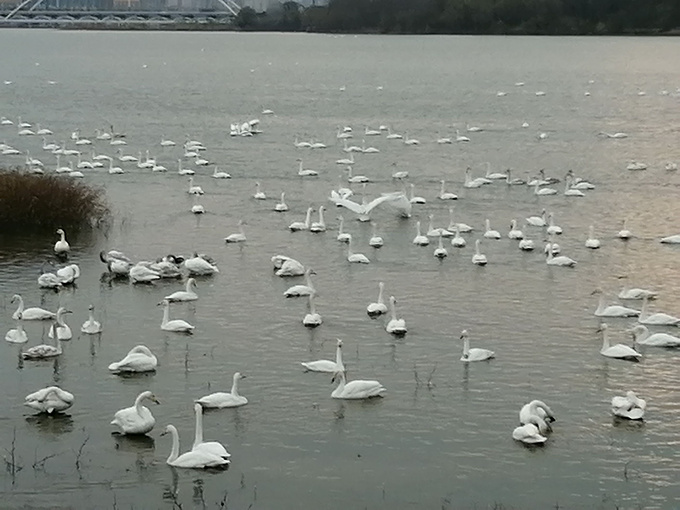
xmin=343 ymin=380 xmax=386 ymax=398
xmin=329 ymin=194 xmax=366 ymax=214
xmin=301 ymin=360 xmax=338 ymax=372
xmin=193 ymin=441 xmax=231 ymax=458
xmin=172 ymin=450 xmax=229 ymax=468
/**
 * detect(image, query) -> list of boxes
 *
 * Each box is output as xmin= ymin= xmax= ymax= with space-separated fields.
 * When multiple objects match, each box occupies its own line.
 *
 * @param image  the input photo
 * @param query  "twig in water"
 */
xmin=3 ymin=427 xmax=23 ymax=480
xmin=240 ymin=473 xmax=246 ymax=489
xmin=75 ymin=432 xmax=90 ymax=471
xmin=623 ymin=461 xmax=630 ymax=481
xmin=427 ymin=363 xmax=437 ymax=389
xmin=184 ymin=344 xmax=190 ymax=374
xmin=32 ymin=449 xmax=59 ymax=470
xmin=217 ymin=491 xmax=228 ymax=509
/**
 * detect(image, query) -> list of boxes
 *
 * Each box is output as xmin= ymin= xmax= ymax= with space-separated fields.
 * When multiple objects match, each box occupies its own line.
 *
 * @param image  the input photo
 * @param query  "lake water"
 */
xmin=1 ymin=30 xmax=680 ymax=509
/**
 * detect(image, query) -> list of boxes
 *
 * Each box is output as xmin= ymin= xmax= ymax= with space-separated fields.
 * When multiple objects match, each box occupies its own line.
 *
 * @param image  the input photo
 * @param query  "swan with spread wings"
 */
xmin=328 ymin=185 xmax=411 ymax=221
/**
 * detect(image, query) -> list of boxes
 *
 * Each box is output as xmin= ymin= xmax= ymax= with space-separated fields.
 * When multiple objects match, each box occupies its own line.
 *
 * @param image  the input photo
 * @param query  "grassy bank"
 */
xmin=0 ymin=169 xmax=110 ymax=232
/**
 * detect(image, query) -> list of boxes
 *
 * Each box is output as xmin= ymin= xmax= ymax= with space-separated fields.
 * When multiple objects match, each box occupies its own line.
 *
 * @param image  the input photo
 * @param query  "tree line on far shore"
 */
xmin=235 ymin=0 xmax=680 ymax=35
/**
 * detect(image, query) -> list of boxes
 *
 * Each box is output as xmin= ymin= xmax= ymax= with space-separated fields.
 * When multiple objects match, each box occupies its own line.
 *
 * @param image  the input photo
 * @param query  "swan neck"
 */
xmin=390 ymin=298 xmax=397 ymax=320
xmin=231 ymin=375 xmax=240 ymax=397
xmin=305 ymin=208 xmax=312 ymax=226
xmin=194 ymin=405 xmax=204 ymax=446
xmin=162 ymin=303 xmax=169 ymax=325
xmin=601 ymin=329 xmax=610 ymax=350
xmin=596 ymin=295 xmax=605 ymax=313
xmin=377 ymin=283 xmax=384 ymax=304
xmin=308 ymin=295 xmax=316 ymax=314
xmin=463 ymin=337 xmax=470 ymax=356
xmin=134 ymin=392 xmax=147 ymax=411
xmin=168 ymin=427 xmax=180 ymax=463
xmin=336 ymin=345 xmax=343 ymax=368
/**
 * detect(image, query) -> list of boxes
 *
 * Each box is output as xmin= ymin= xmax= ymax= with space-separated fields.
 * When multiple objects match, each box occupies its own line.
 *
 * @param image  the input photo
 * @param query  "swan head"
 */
xmin=590 ymin=288 xmax=603 ymax=296
xmin=157 ymin=299 xmax=170 ymax=307
xmin=88 ymin=304 xmax=95 ymax=312
xmin=141 ymin=391 xmax=160 ymax=405
xmin=57 ymin=307 xmax=73 ymax=315
xmin=56 ymin=228 xmax=64 ymax=236
xmin=11 ymin=294 xmax=21 ymax=303
xmin=336 ymin=338 xmax=343 ymax=347
xmin=597 ymin=323 xmax=609 ymax=333
xmin=160 ymin=424 xmax=176 ymax=437
xmin=234 ymin=372 xmax=246 ymax=380
xmin=460 ymin=330 xmax=469 ymax=339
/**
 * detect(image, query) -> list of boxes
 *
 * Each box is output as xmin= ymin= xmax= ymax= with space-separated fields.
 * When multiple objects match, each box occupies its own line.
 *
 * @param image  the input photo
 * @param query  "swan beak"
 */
xmin=240 ymin=374 xmax=247 ymax=379
xmin=152 ymin=397 xmax=161 ymax=405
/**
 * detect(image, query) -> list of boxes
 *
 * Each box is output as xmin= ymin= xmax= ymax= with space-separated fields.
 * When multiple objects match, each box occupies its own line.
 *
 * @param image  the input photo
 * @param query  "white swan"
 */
xmin=129 ymin=263 xmax=161 ymax=283
xmin=196 ymin=372 xmax=248 ymax=408
xmin=485 ymin=163 xmax=507 ymax=180
xmin=109 ymin=345 xmax=158 ymax=373
xmin=483 ymin=219 xmax=501 ymax=240
xmin=611 ymin=391 xmax=646 ymax=420
xmin=617 ymin=219 xmax=632 ymax=239
xmin=534 ymin=181 xmax=557 ymax=196
xmin=433 ymin=233 xmax=448 ymax=258
xmin=564 ymin=176 xmax=585 ymax=197
xmin=297 ymin=159 xmax=318 ymax=177
xmin=585 ymin=225 xmax=600 ymax=249
xmin=618 ymin=288 xmax=657 ymax=301
xmin=289 ymin=207 xmax=313 ymax=231
xmin=592 ymin=289 xmax=640 ymax=317
xmin=455 ymin=129 xmax=470 ymax=142
xmin=47 ymin=307 xmax=73 ymax=340
xmin=599 ymin=323 xmax=641 ymax=361
xmin=161 ymin=424 xmax=228 ymax=469
xmin=5 ymin=317 xmax=28 ymax=343
xmin=310 ymin=206 xmax=326 ymax=233
xmin=57 ymin=263 xmax=80 ymax=285
xmin=403 ymin=133 xmax=420 ymax=146
xmin=159 ymin=299 xmax=194 ymax=333
xmin=451 ymin=225 xmax=467 ymax=248
xmin=546 ymin=212 xmax=562 ymax=236
xmin=367 ymin=282 xmax=388 ymax=316
xmin=512 ymin=423 xmax=547 ymax=445
xmin=472 ymin=239 xmax=487 ymax=266
xmin=660 ymin=234 xmax=680 ymax=244
xmin=336 ymin=215 xmax=351 ymax=243
xmin=519 ymin=400 xmax=555 ymax=434
xmin=301 ymin=339 xmax=345 ymax=373
xmin=25 ymin=386 xmax=74 ymax=414
xmin=545 ymin=245 xmax=576 ymax=267
xmin=505 ymin=169 xmax=526 ymax=185
xmin=273 ymin=256 xmax=305 ymax=277
xmin=212 ymin=166 xmax=231 ymax=179
xmin=38 ymin=262 xmax=62 ymax=289
xmin=225 ymin=221 xmax=246 ymax=243
xmin=192 ymin=403 xmax=231 ymax=459
xmin=303 ymin=293 xmax=323 ymax=327
xmin=638 ymin=296 xmax=680 ymax=325
xmin=284 ymin=268 xmax=316 ymax=297
xmin=253 ymin=181 xmax=266 ymax=199
xmin=412 ymin=221 xmax=429 ymax=246
xmin=361 ymin=139 xmax=380 ymax=153
xmin=22 ymin=328 xmax=62 ymax=359
xmin=345 ymin=166 xmax=369 ymax=183
xmin=80 ymin=304 xmax=102 ymax=334
xmin=369 ymin=222 xmax=384 ymax=247
xmin=111 ymin=391 xmax=160 ymax=434
xmin=626 ymin=161 xmax=647 ymax=171
xmin=184 ymin=254 xmax=219 ymax=276
xmin=177 ymin=159 xmax=194 ymax=176
xmin=386 ymin=296 xmax=407 ymax=335
xmin=329 ymin=187 xmax=412 ymax=221
xmin=464 ymin=167 xmax=490 ymax=188
xmin=54 ymin=228 xmax=70 ymax=255
xmin=508 ymin=219 xmax=524 ymax=240
xmin=526 ymin=209 xmax=547 ymax=227
xmin=108 ymin=159 xmax=124 ymax=174
xmin=448 ymin=208 xmax=473 ymax=233
xmin=427 ymin=214 xmax=453 ymax=237
xmin=347 ymin=236 xmax=370 ymax=264
xmin=409 ymin=184 xmax=426 ymax=204
xmin=11 ymin=294 xmax=55 ymax=320
xmin=629 ymin=324 xmax=680 ymax=347
xmin=438 ymin=180 xmax=458 ymax=200
xmin=331 ymin=371 xmax=385 ymax=399
xmin=459 ymin=329 xmax=494 ymax=362
xmin=165 ymin=278 xmax=198 ymax=302
xmin=518 ymin=238 xmax=535 ymax=251
xmin=274 ymin=192 xmax=288 ymax=212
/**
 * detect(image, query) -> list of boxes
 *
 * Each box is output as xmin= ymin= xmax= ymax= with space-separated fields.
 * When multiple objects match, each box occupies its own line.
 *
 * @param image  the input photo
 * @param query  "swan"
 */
xmin=459 ymin=329 xmax=494 ymax=362
xmin=25 ymin=386 xmax=74 ymax=414
xmin=284 ymin=268 xmax=316 ymax=297
xmin=159 ymin=299 xmax=194 ymax=333
xmin=451 ymin=225 xmax=467 ymax=248
xmin=118 ymin=150 xmax=138 ymax=163
xmin=80 ymin=304 xmax=102 ymax=334
xmin=526 ymin=209 xmax=547 ymax=227
xmin=483 ymin=219 xmax=501 ymax=240
xmin=177 ymin=159 xmax=194 ymax=176
xmin=534 ymin=181 xmax=557 ymax=196
xmin=160 ymin=135 xmax=176 ymax=147
xmin=275 ymin=257 xmax=305 ymax=277
xmin=367 ymin=282 xmax=388 ymax=316
xmin=592 ymin=289 xmax=640 ymax=317
xmin=273 ymin=192 xmax=289 ymax=212
xmin=455 ymin=130 xmax=470 ymax=142
xmin=111 ymin=391 xmax=160 ymax=434
xmin=611 ymin=391 xmax=646 ymax=420
xmin=310 ymin=206 xmax=327 ymax=233
xmin=617 ymin=219 xmax=633 ymax=239
xmin=409 ymin=184 xmax=426 ymax=204
xmin=512 ymin=423 xmax=547 ymax=445
xmin=345 ymin=166 xmax=369 ymax=183
xmin=347 ymin=236 xmax=370 ymax=263
xmin=626 ymin=161 xmax=647 ymax=171
xmin=472 ymin=239 xmax=487 ymax=266
xmin=225 ymin=221 xmax=246 ymax=243
xmin=466 ymin=123 xmax=483 ymax=133
xmin=545 ymin=245 xmax=576 ymax=267
xmin=191 ymin=196 xmax=205 ymax=214
xmin=196 ymin=372 xmax=248 ymax=408
xmin=618 ymin=288 xmax=657 ymax=301
xmin=129 ymin=263 xmax=161 ymax=283
xmin=22 ymin=327 xmax=62 ymax=359
xmin=164 ymin=278 xmax=198 ymax=302
xmin=100 ymin=251 xmax=131 ymax=277
xmin=343 ymin=139 xmax=363 ymax=153
xmin=518 ymin=238 xmax=535 ymax=251
xmin=585 ymin=226 xmax=600 ymax=249
xmin=660 ymin=234 xmax=680 ymax=244
xmin=369 ymin=222 xmax=384 ymax=247
xmin=565 ymin=170 xmax=595 ymax=189
xmin=303 ymin=293 xmax=323 ymax=327
xmin=564 ymin=176 xmax=585 ymax=197
xmin=403 ymin=133 xmax=420 ymax=146
xmin=54 ymin=228 xmax=70 ymax=255
xmin=212 ymin=166 xmax=231 ymax=179
xmin=364 ymin=126 xmax=381 ymax=136
xmin=297 ymin=160 xmax=318 ymax=177
xmin=253 ymin=181 xmax=266 ymax=199
xmin=38 ymin=261 xmax=62 ymax=289
xmin=47 ymin=307 xmax=73 ymax=340
xmin=336 ymin=215 xmax=351 ymax=243
xmin=505 ymin=169 xmax=526 ymax=185
xmin=107 ymin=159 xmax=124 ymax=174
xmin=194 ymin=154 xmax=210 ymax=166
xmin=385 ymin=296 xmax=406 ymax=335
xmin=5 ymin=317 xmax=28 ymax=343
xmin=638 ymin=296 xmax=680 ymax=325
xmin=412 ymin=221 xmax=429 ymax=246
xmin=508 ymin=220 xmax=524 ymax=240
xmin=447 ymin=208 xmax=473 ymax=233
xmin=629 ymin=325 xmax=680 ymax=347
xmin=484 ymin=162 xmax=507 ymax=180
xmin=464 ymin=167 xmax=490 ymax=188
xmin=11 ymin=294 xmax=55 ymax=320
xmin=599 ymin=323 xmax=641 ymax=361
xmin=438 ymin=180 xmax=458 ymax=200
xmin=520 ymin=400 xmax=555 ymax=434
xmin=433 ymin=233 xmax=448 ymax=258
xmin=302 ymin=340 xmax=345 ymax=373
xmin=386 ymin=127 xmax=403 ymax=140
xmin=665 ymin=162 xmax=678 ymax=172
xmin=361 ymin=139 xmax=380 ymax=153
xmin=187 ymin=177 xmax=204 ymax=195
xmin=109 ymin=345 xmax=158 ymax=373
xmin=331 ymin=371 xmax=385 ymax=399
xmin=335 ymin=174 xmax=353 ymax=199
xmin=289 ymin=207 xmax=313 ymax=231
xmin=600 ymin=132 xmax=628 ymax=139
xmin=336 ymin=153 xmax=354 ymax=165
xmin=427 ymin=214 xmax=453 ymax=237
xmin=161 ymin=424 xmax=228 ymax=469
xmin=546 ymin=213 xmax=562 ymax=235
xmin=56 ymin=263 xmax=80 ymax=285
xmin=329 ymin=187 xmax=412 ymax=221
xmin=184 ymin=254 xmax=219 ymax=276
xmin=191 ymin=403 xmax=231 ymax=458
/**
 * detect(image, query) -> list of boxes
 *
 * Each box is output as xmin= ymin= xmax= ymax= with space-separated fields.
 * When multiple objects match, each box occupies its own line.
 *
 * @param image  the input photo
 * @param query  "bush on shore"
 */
xmin=0 ymin=169 xmax=110 ymax=232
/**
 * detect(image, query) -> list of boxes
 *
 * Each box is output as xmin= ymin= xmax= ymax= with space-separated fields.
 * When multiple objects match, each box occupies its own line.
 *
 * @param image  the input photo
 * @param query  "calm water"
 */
xmin=1 ymin=30 xmax=680 ymax=509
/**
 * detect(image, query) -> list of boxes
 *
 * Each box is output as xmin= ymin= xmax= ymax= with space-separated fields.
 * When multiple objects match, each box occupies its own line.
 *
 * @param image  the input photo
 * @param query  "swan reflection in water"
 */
xmin=112 ymin=433 xmax=155 ymax=453
xmin=25 ymin=412 xmax=74 ymax=435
